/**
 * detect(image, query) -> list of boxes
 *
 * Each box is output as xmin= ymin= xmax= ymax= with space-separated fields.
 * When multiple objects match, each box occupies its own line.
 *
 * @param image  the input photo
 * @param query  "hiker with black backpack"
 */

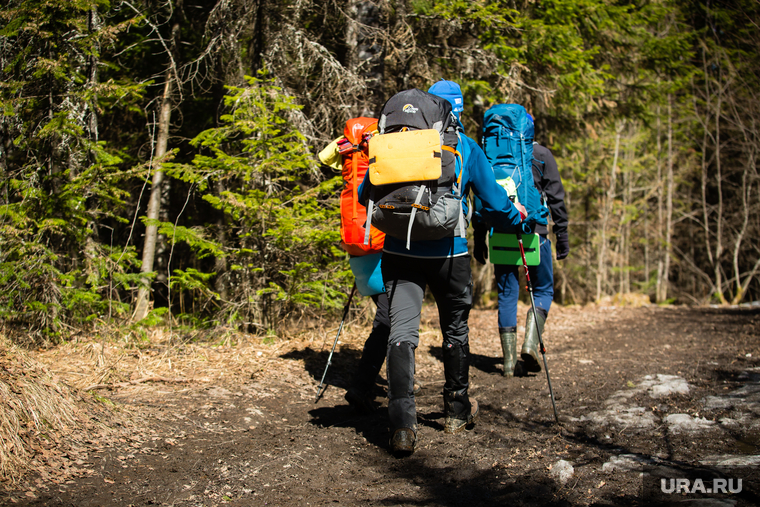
xmin=473 ymin=111 xmax=569 ymax=377
xmin=358 ymin=81 xmax=527 ymax=455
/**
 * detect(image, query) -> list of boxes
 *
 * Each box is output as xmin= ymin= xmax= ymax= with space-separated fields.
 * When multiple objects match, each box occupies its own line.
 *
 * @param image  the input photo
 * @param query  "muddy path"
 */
xmin=5 ymin=304 xmax=760 ymax=506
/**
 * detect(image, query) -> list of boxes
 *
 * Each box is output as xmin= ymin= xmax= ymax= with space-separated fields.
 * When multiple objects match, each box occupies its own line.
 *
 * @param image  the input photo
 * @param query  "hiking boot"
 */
xmin=500 ymin=329 xmax=518 ymax=377
xmin=390 ymin=427 xmax=417 ymax=455
xmin=444 ymin=398 xmax=479 ymax=434
xmin=522 ymin=309 xmax=546 ymax=373
xmin=344 ymin=387 xmax=376 ymax=415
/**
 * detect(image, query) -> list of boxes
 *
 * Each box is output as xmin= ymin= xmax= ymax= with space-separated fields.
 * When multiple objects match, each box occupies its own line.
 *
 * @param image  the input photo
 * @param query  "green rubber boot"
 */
xmin=521 ymin=309 xmax=546 ymax=373
xmin=499 ymin=330 xmax=517 ymax=377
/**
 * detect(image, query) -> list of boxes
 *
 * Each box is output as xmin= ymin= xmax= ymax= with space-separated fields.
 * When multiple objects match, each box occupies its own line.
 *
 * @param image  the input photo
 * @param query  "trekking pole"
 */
xmin=315 ymin=283 xmax=357 ymax=403
xmin=517 ymin=232 xmax=560 ymax=425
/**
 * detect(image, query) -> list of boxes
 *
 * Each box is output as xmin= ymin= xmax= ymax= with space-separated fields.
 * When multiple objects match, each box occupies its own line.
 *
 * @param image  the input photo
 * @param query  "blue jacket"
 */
xmin=359 ymin=133 xmax=524 ymax=259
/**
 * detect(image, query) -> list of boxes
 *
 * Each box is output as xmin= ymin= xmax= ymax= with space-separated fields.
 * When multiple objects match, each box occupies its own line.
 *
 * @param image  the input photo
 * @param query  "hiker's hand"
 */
xmin=473 ymin=224 xmax=488 ymax=265
xmin=515 ymin=203 xmax=527 ymax=221
xmin=555 ymin=232 xmax=570 ymax=260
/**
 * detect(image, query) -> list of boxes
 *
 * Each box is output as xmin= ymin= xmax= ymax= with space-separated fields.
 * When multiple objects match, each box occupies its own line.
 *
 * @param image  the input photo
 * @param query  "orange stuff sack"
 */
xmin=338 ymin=117 xmax=385 ymax=256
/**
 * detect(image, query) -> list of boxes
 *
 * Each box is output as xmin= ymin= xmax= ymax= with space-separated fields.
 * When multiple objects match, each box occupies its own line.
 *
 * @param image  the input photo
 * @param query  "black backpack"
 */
xmin=363 ymin=89 xmax=467 ymax=249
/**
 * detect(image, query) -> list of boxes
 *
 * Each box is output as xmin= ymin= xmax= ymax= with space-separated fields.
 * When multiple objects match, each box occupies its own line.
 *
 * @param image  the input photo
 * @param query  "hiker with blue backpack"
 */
xmin=358 ymin=81 xmax=527 ymax=455
xmin=473 ymin=107 xmax=569 ymax=377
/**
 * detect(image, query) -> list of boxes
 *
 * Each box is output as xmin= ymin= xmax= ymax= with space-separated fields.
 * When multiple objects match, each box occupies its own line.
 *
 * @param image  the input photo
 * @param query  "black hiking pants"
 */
xmin=350 ymin=292 xmax=391 ymax=394
xmin=381 ymin=253 xmax=473 ymax=431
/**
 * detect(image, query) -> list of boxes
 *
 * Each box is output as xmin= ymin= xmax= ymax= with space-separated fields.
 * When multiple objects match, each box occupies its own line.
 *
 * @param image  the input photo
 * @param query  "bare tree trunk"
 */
xmin=133 ymin=73 xmax=173 ymax=322
xmin=87 ymin=7 xmax=100 ymax=155
xmin=623 ymin=150 xmax=632 ymax=294
xmin=658 ymin=95 xmax=674 ymax=303
xmin=596 ymin=122 xmax=623 ymax=301
xmin=655 ymin=104 xmax=664 ymax=301
xmin=644 ymin=201 xmax=650 ymax=294
xmin=612 ymin=236 xmax=621 ymax=294
xmin=713 ymin=81 xmax=726 ymax=304
xmin=730 ymin=167 xmax=750 ymax=304
xmin=83 ymin=6 xmax=101 ymax=285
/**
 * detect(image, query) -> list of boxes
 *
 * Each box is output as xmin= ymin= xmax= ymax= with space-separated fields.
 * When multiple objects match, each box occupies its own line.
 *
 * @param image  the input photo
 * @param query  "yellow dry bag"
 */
xmin=367 ymin=129 xmax=443 ymax=185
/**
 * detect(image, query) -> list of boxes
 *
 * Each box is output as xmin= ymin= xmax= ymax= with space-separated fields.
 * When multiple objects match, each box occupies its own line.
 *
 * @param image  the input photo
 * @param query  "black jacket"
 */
xmin=532 ymin=144 xmax=568 ymax=236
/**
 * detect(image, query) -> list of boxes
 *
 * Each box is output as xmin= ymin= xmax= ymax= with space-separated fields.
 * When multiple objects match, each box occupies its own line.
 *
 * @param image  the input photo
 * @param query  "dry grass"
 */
xmin=0 ymin=339 xmax=82 ymax=483
xmin=0 ymin=305 xmax=377 ymax=487
xmin=598 ymin=292 xmax=654 ymax=307
xmin=0 ymin=319 xmax=355 ymax=487
xmin=35 ymin=318 xmax=375 ymax=392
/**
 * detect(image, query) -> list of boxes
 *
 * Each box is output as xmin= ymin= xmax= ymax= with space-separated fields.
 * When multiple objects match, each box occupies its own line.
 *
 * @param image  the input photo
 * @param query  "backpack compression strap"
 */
xmin=518 ymin=131 xmax=532 ymax=233
xmin=452 ymin=134 xmax=467 ymax=239
xmin=364 ymin=196 xmax=374 ymax=246
xmin=441 ymin=145 xmax=457 ymax=157
xmin=405 ymin=185 xmax=428 ymax=250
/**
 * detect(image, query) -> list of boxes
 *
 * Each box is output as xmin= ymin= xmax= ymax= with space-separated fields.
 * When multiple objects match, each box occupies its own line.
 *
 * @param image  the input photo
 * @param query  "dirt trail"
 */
xmin=5 ymin=304 xmax=760 ymax=506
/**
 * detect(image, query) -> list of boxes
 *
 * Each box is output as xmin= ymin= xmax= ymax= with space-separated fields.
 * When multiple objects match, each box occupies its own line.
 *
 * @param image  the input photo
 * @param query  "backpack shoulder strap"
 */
xmin=533 ymin=157 xmax=546 ymax=179
xmin=441 ymin=144 xmax=463 ymax=195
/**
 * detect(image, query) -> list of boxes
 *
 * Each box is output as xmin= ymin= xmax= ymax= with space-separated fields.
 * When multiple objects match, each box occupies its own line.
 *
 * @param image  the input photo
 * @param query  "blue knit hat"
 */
xmin=428 ymin=80 xmax=464 ymax=113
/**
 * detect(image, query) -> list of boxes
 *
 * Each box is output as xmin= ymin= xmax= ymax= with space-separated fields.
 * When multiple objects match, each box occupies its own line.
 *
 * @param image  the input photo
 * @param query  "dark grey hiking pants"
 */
xmin=350 ymin=292 xmax=391 ymax=393
xmin=381 ymin=253 xmax=473 ymax=430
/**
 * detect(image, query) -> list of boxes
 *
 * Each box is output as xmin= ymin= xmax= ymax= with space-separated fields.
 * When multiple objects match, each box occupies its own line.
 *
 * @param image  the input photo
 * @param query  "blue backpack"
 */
xmin=481 ymin=104 xmax=549 ymax=233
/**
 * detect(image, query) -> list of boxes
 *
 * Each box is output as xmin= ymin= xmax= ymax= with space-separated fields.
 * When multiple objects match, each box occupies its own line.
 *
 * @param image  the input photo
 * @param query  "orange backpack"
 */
xmin=338 ymin=117 xmax=385 ymax=256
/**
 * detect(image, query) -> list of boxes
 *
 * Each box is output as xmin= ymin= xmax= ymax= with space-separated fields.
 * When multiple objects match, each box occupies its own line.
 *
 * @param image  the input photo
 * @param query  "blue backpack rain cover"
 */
xmin=481 ymin=104 xmax=549 ymax=233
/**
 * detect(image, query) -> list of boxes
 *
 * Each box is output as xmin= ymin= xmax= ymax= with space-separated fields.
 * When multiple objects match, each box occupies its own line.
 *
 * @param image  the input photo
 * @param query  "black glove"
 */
xmin=473 ymin=224 xmax=488 ymax=265
xmin=555 ymin=232 xmax=569 ymax=260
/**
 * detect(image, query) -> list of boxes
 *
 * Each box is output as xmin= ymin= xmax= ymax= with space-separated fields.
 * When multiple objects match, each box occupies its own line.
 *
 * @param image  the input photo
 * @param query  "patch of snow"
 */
xmin=550 ymin=459 xmax=574 ymax=485
xmin=580 ymin=375 xmax=692 ymax=430
xmin=640 ymin=374 xmax=690 ymax=398
xmin=601 ymin=454 xmax=651 ymax=473
xmin=700 ymin=454 xmax=760 ymax=466
xmin=717 ymin=413 xmax=760 ymax=430
xmin=702 ymin=369 xmax=760 ymax=416
xmin=605 ymin=374 xmax=690 ymax=403
xmin=604 ymin=391 xmax=638 ymax=405
xmin=704 ymin=396 xmax=734 ymax=410
xmin=664 ymin=413 xmax=716 ymax=433
xmin=580 ymin=405 xmax=658 ymax=430
xmin=729 ymin=384 xmax=760 ymax=399
xmin=719 ymin=417 xmax=741 ymax=429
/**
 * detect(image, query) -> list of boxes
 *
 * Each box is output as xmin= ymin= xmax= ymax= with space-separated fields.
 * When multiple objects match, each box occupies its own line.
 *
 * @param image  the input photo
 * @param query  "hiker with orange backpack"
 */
xmin=319 ymin=118 xmax=420 ymax=413
xmin=358 ymin=81 xmax=527 ymax=455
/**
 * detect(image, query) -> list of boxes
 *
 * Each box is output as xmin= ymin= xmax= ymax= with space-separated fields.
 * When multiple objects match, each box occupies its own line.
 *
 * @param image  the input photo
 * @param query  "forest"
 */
xmin=2 ymin=0 xmax=759 ymax=343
